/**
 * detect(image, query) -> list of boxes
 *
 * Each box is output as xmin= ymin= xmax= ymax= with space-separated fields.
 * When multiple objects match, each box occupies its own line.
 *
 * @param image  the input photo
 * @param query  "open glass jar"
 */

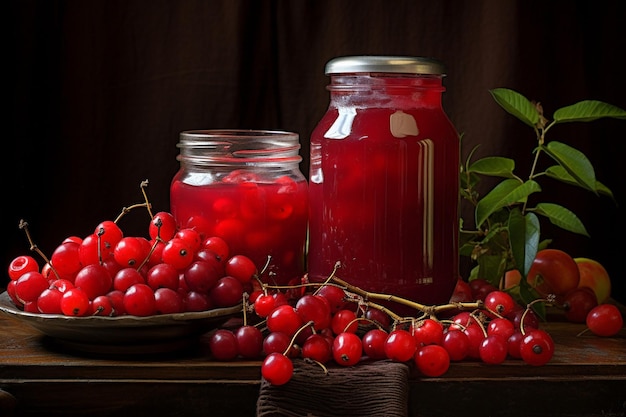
xmin=307 ymin=56 xmax=460 ymax=310
xmin=170 ymin=130 xmax=308 ymax=285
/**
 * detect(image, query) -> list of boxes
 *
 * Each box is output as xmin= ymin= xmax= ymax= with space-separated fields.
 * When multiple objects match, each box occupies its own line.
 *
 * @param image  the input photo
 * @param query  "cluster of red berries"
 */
xmin=207 ymin=275 xmax=557 ymax=386
xmin=6 ymin=211 xmax=256 ymax=317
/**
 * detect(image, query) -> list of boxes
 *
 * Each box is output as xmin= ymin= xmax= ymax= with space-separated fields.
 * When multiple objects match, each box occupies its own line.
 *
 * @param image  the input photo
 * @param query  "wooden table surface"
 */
xmin=1 ymin=308 xmax=625 ymax=417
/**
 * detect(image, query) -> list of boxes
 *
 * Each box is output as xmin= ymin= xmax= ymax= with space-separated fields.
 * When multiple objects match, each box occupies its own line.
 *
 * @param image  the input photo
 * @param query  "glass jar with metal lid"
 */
xmin=307 ymin=56 xmax=460 ymax=311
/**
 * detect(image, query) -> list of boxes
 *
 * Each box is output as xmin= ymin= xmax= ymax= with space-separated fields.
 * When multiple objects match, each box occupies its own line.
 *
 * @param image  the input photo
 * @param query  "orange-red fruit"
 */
xmin=574 ymin=258 xmax=611 ymax=304
xmin=526 ymin=249 xmax=580 ymax=296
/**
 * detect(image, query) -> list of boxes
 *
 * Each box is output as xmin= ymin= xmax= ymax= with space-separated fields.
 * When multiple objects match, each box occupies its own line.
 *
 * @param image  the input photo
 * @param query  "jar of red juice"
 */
xmin=308 ymin=56 xmax=460 ymax=311
xmin=170 ymin=130 xmax=308 ymax=285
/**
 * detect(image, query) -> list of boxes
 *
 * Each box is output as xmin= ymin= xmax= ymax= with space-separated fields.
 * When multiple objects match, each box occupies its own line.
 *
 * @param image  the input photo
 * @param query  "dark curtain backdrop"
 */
xmin=7 ymin=0 xmax=626 ymax=303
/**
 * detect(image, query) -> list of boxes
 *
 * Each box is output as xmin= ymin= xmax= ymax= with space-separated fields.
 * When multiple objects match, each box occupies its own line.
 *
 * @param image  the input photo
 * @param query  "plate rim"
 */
xmin=0 ymin=291 xmax=242 ymax=327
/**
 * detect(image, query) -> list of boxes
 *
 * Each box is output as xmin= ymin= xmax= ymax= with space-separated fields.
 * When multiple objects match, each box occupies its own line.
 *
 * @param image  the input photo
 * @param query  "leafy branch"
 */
xmin=460 ymin=88 xmax=625 ymax=309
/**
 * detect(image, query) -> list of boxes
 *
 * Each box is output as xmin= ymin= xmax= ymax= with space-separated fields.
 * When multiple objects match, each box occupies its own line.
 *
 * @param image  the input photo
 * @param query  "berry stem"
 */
xmin=330 ymin=275 xmax=481 ymax=316
xmin=138 ymin=179 xmax=154 ymax=219
xmin=283 ymin=321 xmax=315 ymax=356
xmin=18 ymin=219 xmax=60 ymax=280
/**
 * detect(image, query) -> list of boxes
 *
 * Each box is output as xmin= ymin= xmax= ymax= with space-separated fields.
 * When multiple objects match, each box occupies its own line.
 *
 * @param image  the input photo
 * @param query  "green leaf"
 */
xmin=468 ymin=157 xmax=516 ymax=178
xmin=508 ymin=209 xmax=540 ymax=277
xmin=489 ymin=88 xmax=540 ymax=128
xmin=475 ymin=179 xmax=541 ymax=227
xmin=532 ymin=202 xmax=590 ymax=237
xmin=477 ymin=254 xmax=507 ymax=288
xmin=545 ymin=165 xmax=615 ymax=200
xmin=542 ymin=141 xmax=597 ymax=193
xmin=553 ymin=100 xmax=626 ymax=123
xmin=517 ymin=279 xmax=546 ymax=321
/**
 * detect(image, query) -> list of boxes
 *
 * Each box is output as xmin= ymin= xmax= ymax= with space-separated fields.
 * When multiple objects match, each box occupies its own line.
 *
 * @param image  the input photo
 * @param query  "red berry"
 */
xmin=563 ymin=287 xmax=598 ymax=323
xmin=296 ymin=294 xmax=331 ymax=331
xmin=60 ymin=288 xmax=90 ymax=317
xmin=316 ymin=285 xmax=347 ymax=313
xmin=384 ymin=329 xmax=417 ymax=362
xmin=442 ymin=329 xmax=469 ymax=361
xmin=209 ymin=276 xmax=244 ymax=308
xmin=235 ymin=325 xmax=264 ymax=359
xmin=15 ymin=271 xmax=49 ymax=304
xmin=74 ymin=264 xmax=113 ymax=300
xmin=520 ymin=329 xmax=554 ymax=366
xmin=362 ymin=328 xmax=388 ymax=360
xmin=123 ymin=283 xmax=156 ymax=316
xmin=333 ymin=332 xmax=362 ymax=366
xmin=8 ymin=255 xmax=39 ymax=281
xmin=184 ymin=261 xmax=220 ymax=293
xmin=415 ymin=345 xmax=450 ymax=377
xmin=487 ymin=317 xmax=515 ymax=340
xmin=37 ymin=287 xmax=64 ymax=314
xmin=412 ymin=318 xmax=444 ymax=347
xmin=586 ymin=304 xmax=623 ymax=337
xmin=154 ymin=287 xmax=184 ymax=314
xmin=149 ymin=211 xmax=177 ymax=241
xmin=267 ymin=305 xmax=302 ymax=336
xmin=113 ymin=267 xmax=146 ymax=292
xmin=92 ymin=295 xmax=114 ymax=316
xmin=209 ymin=329 xmax=238 ymax=361
xmin=254 ymin=293 xmax=277 ymax=318
xmin=175 ymin=228 xmax=202 ymax=253
xmin=225 ymin=255 xmax=257 ymax=284
xmin=161 ymin=238 xmax=194 ymax=270
xmin=261 ymin=352 xmax=293 ymax=386
xmin=94 ymin=220 xmax=124 ymax=248
xmin=479 ymin=334 xmax=508 ymax=364
xmin=484 ymin=290 xmax=517 ymax=317
xmin=50 ymin=241 xmax=82 ymax=277
xmin=183 ymin=291 xmax=212 ymax=312
xmin=114 ymin=237 xmax=149 ymax=268
xmin=202 ymin=236 xmax=230 ymax=261
xmin=330 ymin=309 xmax=358 ymax=335
xmin=302 ymin=333 xmax=332 ymax=364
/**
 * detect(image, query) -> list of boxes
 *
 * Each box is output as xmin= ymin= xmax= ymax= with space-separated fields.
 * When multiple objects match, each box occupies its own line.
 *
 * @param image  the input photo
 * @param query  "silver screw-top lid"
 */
xmin=325 ymin=56 xmax=445 ymax=75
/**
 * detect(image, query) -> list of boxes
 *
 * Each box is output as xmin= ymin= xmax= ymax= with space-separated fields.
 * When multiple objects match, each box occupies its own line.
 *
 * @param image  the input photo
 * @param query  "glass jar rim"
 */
xmin=177 ymin=129 xmax=302 ymax=166
xmin=180 ymin=129 xmax=299 ymax=142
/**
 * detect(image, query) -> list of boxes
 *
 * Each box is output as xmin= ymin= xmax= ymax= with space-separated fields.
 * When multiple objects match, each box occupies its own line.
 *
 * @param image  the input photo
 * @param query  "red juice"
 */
xmin=308 ymin=57 xmax=460 ymax=312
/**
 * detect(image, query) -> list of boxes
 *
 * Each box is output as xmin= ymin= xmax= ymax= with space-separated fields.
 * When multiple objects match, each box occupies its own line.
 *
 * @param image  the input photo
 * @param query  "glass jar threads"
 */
xmin=170 ymin=130 xmax=308 ymax=285
xmin=307 ymin=56 xmax=460 ymax=308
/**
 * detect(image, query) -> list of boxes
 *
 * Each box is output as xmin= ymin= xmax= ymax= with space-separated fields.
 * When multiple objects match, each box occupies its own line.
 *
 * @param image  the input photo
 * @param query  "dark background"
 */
xmin=6 ymin=0 xmax=626 ymax=304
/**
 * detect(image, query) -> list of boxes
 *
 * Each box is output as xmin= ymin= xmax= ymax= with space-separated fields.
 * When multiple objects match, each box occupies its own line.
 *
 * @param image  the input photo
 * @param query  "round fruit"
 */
xmin=235 ymin=325 xmax=264 ymax=359
xmin=60 ymin=288 xmax=91 ymax=317
xmin=261 ymin=352 xmax=293 ymax=386
xmin=384 ymin=329 xmax=417 ymax=362
xmin=520 ymin=329 xmax=554 ymax=366
xmin=302 ymin=333 xmax=332 ymax=363
xmin=562 ymin=287 xmax=598 ymax=323
xmin=123 ymin=283 xmax=156 ymax=316
xmin=296 ymin=294 xmax=331 ymax=331
xmin=415 ymin=345 xmax=450 ymax=377
xmin=574 ymin=258 xmax=611 ymax=304
xmin=14 ymin=271 xmax=49 ymax=304
xmin=362 ymin=328 xmax=388 ymax=360
xmin=526 ymin=249 xmax=580 ymax=296
xmin=209 ymin=329 xmax=239 ymax=361
xmin=333 ymin=332 xmax=362 ymax=366
xmin=74 ymin=264 xmax=113 ymax=300
xmin=8 ymin=255 xmax=39 ymax=281
xmin=586 ymin=304 xmax=623 ymax=337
